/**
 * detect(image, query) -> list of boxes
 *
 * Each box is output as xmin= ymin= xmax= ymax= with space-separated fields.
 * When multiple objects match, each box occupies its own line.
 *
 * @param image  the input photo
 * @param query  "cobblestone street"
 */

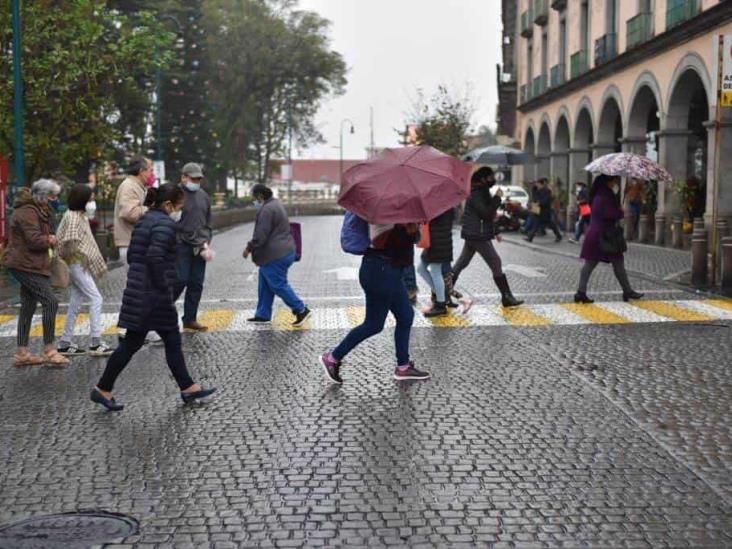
xmin=1 ymin=216 xmax=731 ymax=548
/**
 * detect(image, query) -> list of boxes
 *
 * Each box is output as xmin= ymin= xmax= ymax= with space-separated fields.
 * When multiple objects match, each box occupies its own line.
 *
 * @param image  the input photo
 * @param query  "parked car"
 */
xmin=491 ymin=185 xmax=530 ymax=208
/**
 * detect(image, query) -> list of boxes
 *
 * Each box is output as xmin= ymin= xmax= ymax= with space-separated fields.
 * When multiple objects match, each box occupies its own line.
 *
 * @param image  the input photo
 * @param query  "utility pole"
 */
xmin=11 ymin=0 xmax=25 ymax=188
xmin=339 ymin=119 xmax=355 ymax=186
xmin=287 ymin=103 xmax=293 ymax=206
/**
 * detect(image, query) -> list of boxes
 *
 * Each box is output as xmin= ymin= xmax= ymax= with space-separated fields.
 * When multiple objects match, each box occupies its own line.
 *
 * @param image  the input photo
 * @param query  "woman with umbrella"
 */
xmin=320 ymin=146 xmax=471 ymax=384
xmin=575 ymin=174 xmax=644 ymax=303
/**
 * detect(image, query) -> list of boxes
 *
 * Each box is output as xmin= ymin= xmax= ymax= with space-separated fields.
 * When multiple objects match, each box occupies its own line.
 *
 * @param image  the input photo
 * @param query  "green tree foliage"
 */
xmin=0 ymin=0 xmax=174 ymax=183
xmin=410 ymin=86 xmax=474 ymax=158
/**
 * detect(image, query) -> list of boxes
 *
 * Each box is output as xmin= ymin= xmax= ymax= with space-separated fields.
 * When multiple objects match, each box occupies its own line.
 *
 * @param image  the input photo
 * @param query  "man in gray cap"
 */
xmin=173 ymin=162 xmax=212 ymax=331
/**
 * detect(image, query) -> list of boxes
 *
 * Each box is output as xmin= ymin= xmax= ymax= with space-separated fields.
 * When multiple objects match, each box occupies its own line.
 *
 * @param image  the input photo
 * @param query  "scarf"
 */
xmin=56 ymin=210 xmax=107 ymax=279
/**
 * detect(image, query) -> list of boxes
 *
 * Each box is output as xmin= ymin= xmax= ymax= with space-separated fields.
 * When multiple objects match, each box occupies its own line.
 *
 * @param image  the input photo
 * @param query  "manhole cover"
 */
xmin=0 ymin=511 xmax=138 ymax=548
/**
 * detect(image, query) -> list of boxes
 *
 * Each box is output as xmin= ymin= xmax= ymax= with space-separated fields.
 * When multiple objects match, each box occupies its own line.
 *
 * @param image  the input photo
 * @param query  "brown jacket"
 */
xmin=2 ymin=188 xmax=53 ymax=276
xmin=113 ymin=175 xmax=148 ymax=247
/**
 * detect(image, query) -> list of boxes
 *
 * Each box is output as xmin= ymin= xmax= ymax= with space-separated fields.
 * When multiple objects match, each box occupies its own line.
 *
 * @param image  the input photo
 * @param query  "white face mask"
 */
xmin=169 ymin=210 xmax=183 ymax=222
xmin=85 ymin=200 xmax=97 ymax=219
xmin=184 ymin=182 xmax=201 ymax=192
xmin=612 ymin=184 xmax=620 ymax=195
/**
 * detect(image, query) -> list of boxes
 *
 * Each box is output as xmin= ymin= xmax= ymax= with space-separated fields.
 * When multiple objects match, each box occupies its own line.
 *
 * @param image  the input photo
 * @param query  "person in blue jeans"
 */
xmin=243 ymin=184 xmax=310 ymax=326
xmin=320 ymin=223 xmax=429 ymax=383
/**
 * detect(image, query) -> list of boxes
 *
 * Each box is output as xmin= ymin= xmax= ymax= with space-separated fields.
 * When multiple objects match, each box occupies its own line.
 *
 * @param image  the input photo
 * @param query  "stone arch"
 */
xmin=523 ymin=124 xmax=537 ymax=181
xmin=626 ymin=71 xmax=663 ymax=131
xmin=574 ymin=96 xmax=595 ymax=143
xmin=572 ymin=106 xmax=594 ymax=187
xmin=626 ymin=83 xmax=661 ymax=157
xmin=666 ymin=52 xmax=713 ymax=118
xmin=553 ymin=114 xmax=571 ymax=192
xmin=597 ymin=94 xmax=624 ymax=155
xmin=537 ymin=121 xmax=552 ymax=180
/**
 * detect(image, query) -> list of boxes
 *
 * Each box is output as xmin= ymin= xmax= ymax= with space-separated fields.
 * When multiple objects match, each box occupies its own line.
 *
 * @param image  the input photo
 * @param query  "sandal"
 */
xmin=42 ymin=351 xmax=70 ymax=367
xmin=13 ymin=353 xmax=45 ymax=367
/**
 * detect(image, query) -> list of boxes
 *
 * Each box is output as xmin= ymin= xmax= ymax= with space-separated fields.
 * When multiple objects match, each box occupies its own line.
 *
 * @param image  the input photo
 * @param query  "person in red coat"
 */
xmin=575 ymin=174 xmax=644 ymax=304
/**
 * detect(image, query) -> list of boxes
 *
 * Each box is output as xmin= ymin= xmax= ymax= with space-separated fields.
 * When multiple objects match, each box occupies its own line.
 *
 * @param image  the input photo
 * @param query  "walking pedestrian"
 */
xmin=55 ymin=184 xmax=113 ymax=357
xmin=624 ymin=179 xmax=644 ymax=235
xmin=243 ymin=184 xmax=311 ymax=326
xmin=3 ymin=180 xmax=69 ymax=366
xmin=91 ymin=183 xmax=216 ymax=411
xmin=575 ymin=174 xmax=644 ymax=304
xmin=320 ymin=223 xmax=429 ymax=383
xmin=451 ymin=167 xmax=523 ymax=308
xmin=172 ymin=162 xmax=212 ymax=332
xmin=417 ymin=208 xmax=454 ymax=317
xmin=521 ymin=180 xmax=539 ymax=235
xmin=114 ymin=156 xmax=153 ymax=261
xmin=569 ymin=181 xmax=591 ymax=244
xmin=525 ymin=178 xmax=562 ymax=242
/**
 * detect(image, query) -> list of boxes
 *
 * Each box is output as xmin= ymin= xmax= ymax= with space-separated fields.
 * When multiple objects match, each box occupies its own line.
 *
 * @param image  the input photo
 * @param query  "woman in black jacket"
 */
xmin=452 ymin=167 xmax=523 ymax=308
xmin=417 ymin=207 xmax=454 ymax=317
xmin=91 ymin=184 xmax=216 ymax=411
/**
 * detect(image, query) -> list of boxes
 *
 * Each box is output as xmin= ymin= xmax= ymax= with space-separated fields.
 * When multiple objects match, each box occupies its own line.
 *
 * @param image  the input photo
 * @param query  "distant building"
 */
xmin=271 ymin=159 xmax=363 ymax=188
xmin=514 ymin=0 xmax=732 ymax=243
xmin=496 ymin=0 xmax=518 ymax=142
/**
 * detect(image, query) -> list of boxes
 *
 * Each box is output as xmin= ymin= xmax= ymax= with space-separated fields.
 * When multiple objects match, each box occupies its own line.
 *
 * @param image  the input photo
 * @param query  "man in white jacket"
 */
xmin=114 ymin=156 xmax=153 ymax=261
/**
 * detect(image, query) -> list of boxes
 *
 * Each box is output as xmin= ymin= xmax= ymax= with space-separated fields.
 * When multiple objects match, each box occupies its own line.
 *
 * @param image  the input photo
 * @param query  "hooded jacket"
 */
xmin=460 ymin=185 xmax=501 ymax=242
xmin=2 ymin=188 xmax=53 ymax=276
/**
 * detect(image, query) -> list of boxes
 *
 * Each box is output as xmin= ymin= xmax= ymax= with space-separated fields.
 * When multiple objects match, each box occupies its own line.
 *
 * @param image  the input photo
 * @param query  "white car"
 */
xmin=491 ymin=185 xmax=530 ymax=208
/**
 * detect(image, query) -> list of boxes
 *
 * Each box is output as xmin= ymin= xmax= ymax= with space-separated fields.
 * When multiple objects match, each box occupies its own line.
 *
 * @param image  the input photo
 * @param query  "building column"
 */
xmin=656 ymin=129 xmax=692 ymax=243
xmin=620 ymin=136 xmax=647 ymax=154
xmin=591 ymin=142 xmax=616 ymax=159
xmin=536 ymin=154 xmax=550 ymax=180
xmin=567 ymin=148 xmax=592 ymax=227
xmin=704 ymin=113 xmax=732 ymax=229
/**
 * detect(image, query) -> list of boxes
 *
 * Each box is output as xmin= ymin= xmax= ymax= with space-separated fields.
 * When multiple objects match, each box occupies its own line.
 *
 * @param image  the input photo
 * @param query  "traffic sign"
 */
xmin=719 ymin=35 xmax=732 ymax=108
xmin=153 ymin=160 xmax=166 ymax=186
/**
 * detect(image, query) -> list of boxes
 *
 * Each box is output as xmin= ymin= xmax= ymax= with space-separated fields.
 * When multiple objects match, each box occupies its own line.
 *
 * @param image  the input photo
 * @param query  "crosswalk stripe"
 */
xmin=0 ymin=299 xmax=729 ymax=338
xmin=30 ymin=314 xmax=67 ymax=338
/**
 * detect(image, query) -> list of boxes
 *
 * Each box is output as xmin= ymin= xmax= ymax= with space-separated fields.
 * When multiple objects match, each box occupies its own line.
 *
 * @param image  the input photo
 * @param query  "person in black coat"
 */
xmin=417 ymin=207 xmax=454 ymax=317
xmin=452 ymin=167 xmax=523 ymax=308
xmin=525 ymin=178 xmax=562 ymax=242
xmin=91 ymin=183 xmax=216 ymax=412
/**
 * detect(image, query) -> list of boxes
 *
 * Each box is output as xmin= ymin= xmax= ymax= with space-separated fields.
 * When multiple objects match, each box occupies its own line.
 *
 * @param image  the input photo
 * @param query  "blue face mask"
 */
xmin=184 ymin=182 xmax=201 ymax=192
xmin=254 ymin=200 xmax=262 ymax=211
xmin=48 ymin=199 xmax=60 ymax=211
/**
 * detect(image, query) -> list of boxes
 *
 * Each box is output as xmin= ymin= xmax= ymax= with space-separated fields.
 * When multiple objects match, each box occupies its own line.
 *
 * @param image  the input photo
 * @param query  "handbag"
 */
xmin=599 ymin=225 xmax=627 ymax=255
xmin=49 ymin=253 xmax=70 ymax=288
xmin=416 ymin=222 xmax=431 ymax=249
xmin=579 ymin=203 xmax=591 ymax=217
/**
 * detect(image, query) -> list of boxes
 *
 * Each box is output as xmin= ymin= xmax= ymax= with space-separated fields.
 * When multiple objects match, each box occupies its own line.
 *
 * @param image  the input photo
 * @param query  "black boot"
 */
xmin=443 ymin=272 xmax=459 ymax=308
xmin=494 ymin=275 xmax=524 ymax=308
xmin=574 ymin=292 xmax=594 ymax=304
xmin=424 ymin=302 xmax=448 ymax=318
xmin=622 ymin=290 xmax=644 ymax=302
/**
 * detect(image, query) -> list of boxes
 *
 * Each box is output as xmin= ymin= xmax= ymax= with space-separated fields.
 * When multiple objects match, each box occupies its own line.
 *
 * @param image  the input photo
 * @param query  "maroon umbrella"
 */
xmin=338 ymin=145 xmax=473 ymax=224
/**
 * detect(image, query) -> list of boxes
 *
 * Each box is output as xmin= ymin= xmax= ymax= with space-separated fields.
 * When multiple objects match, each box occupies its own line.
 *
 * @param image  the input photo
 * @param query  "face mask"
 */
xmin=184 ymin=182 xmax=201 ymax=192
xmin=169 ymin=210 xmax=182 ymax=222
xmin=85 ymin=200 xmax=97 ymax=219
xmin=612 ymin=185 xmax=620 ymax=195
xmin=48 ymin=199 xmax=60 ymax=211
xmin=254 ymin=200 xmax=262 ymax=211
xmin=145 ymin=172 xmax=156 ymax=187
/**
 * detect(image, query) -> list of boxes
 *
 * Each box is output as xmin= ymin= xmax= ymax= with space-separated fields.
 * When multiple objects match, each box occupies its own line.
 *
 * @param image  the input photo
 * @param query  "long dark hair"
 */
xmin=589 ymin=174 xmax=620 ymax=207
xmin=67 ymin=184 xmax=93 ymax=211
xmin=144 ymin=183 xmax=184 ymax=209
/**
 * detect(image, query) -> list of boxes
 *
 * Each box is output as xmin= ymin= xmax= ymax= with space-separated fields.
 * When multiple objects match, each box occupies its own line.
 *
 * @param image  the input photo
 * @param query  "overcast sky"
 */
xmin=294 ymin=0 xmax=501 ymax=160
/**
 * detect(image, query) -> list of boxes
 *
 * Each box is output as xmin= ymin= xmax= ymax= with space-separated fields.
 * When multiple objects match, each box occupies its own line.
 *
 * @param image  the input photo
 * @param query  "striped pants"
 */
xmin=9 ymin=269 xmax=59 ymax=347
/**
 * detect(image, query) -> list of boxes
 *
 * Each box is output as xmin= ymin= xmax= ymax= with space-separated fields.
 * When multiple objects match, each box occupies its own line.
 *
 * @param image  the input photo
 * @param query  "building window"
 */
xmin=581 ymin=1 xmax=590 ymax=54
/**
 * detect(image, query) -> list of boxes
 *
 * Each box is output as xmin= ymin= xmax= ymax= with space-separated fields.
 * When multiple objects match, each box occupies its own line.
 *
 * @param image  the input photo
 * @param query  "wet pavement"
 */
xmin=1 ymin=216 xmax=731 ymax=548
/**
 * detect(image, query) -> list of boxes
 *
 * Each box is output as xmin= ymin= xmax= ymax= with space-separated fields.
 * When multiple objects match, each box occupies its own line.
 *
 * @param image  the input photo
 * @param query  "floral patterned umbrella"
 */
xmin=584 ymin=153 xmax=672 ymax=183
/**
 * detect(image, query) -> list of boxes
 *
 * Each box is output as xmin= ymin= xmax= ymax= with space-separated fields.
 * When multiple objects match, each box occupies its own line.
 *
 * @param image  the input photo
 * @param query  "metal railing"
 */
xmin=666 ymin=0 xmax=700 ymax=29
xmin=520 ymin=84 xmax=530 ymax=104
xmin=532 ymin=74 xmax=547 ymax=97
xmin=520 ymin=9 xmax=533 ymax=37
xmin=570 ymin=49 xmax=588 ymax=79
xmin=550 ymin=63 xmax=565 ymax=87
xmin=594 ymin=33 xmax=617 ymax=66
xmin=550 ymin=0 xmax=566 ymax=11
xmin=626 ymin=12 xmax=653 ymax=49
xmin=533 ymin=0 xmax=549 ymax=25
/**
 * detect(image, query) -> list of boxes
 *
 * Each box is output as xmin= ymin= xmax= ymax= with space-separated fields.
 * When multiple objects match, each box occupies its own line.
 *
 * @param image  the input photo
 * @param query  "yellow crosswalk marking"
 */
xmin=425 ymin=311 xmax=471 ymax=328
xmin=0 ymin=314 xmax=16 ymax=326
xmin=704 ymin=298 xmax=732 ymax=312
xmin=561 ymin=303 xmax=631 ymax=324
xmin=271 ymin=309 xmax=301 ymax=330
xmin=632 ymin=300 xmax=713 ymax=321
xmin=499 ymin=306 xmax=552 ymax=326
xmin=346 ymin=306 xmax=365 ymax=327
xmin=192 ymin=309 xmax=235 ymax=331
xmin=30 ymin=314 xmax=66 ymax=338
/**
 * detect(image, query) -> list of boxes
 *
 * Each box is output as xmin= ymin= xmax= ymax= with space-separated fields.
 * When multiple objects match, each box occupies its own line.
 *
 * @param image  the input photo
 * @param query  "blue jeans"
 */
xmin=417 ymin=260 xmax=446 ymax=302
xmin=574 ymin=216 xmax=590 ymax=240
xmin=173 ymin=243 xmax=207 ymax=324
xmin=333 ymin=254 xmax=414 ymax=366
xmin=255 ymin=251 xmax=305 ymax=320
xmin=402 ymin=264 xmax=417 ymax=292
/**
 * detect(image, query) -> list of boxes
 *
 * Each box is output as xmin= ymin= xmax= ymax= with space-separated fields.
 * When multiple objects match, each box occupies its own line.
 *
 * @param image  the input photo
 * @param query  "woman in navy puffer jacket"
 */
xmin=91 ymin=183 xmax=216 ymax=411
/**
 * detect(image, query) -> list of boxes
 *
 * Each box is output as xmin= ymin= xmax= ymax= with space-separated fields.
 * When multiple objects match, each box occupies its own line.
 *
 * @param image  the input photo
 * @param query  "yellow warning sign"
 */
xmin=721 ymin=35 xmax=732 ymax=108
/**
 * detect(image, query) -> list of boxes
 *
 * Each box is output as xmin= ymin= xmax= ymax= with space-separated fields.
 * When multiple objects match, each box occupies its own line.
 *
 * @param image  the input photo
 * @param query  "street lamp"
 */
xmin=339 ymin=119 xmax=355 ymax=186
xmin=154 ymin=15 xmax=183 ymax=163
xmin=11 ymin=0 xmax=24 ymax=188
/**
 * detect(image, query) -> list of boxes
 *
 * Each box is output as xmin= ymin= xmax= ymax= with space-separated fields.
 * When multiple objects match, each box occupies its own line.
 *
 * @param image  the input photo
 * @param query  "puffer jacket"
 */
xmin=2 ymin=188 xmax=53 ymax=276
xmin=460 ymin=186 xmax=501 ymax=242
xmin=117 ymin=209 xmax=179 ymax=332
xmin=421 ymin=208 xmax=454 ymax=263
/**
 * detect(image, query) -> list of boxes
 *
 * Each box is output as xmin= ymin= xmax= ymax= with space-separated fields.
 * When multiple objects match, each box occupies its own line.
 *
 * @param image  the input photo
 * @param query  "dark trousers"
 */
xmin=578 ymin=259 xmax=632 ymax=294
xmin=9 ymin=269 xmax=58 ymax=347
xmin=173 ymin=243 xmax=207 ymax=324
xmin=528 ymin=216 xmax=561 ymax=239
xmin=333 ymin=255 xmax=414 ymax=366
xmin=452 ymin=240 xmax=503 ymax=284
xmin=97 ymin=329 xmax=194 ymax=392
xmin=402 ymin=264 xmax=417 ymax=292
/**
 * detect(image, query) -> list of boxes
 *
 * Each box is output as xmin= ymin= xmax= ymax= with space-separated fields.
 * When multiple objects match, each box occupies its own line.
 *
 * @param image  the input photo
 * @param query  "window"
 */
xmin=541 ymin=30 xmax=548 ymax=78
xmin=607 ymin=0 xmax=618 ymax=34
xmin=581 ymin=1 xmax=590 ymax=52
xmin=559 ymin=17 xmax=567 ymax=72
xmin=527 ymin=39 xmax=534 ymax=83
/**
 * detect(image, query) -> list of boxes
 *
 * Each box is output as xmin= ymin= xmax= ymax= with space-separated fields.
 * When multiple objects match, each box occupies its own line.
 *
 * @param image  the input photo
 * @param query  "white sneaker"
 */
xmin=88 ymin=343 xmax=114 ymax=357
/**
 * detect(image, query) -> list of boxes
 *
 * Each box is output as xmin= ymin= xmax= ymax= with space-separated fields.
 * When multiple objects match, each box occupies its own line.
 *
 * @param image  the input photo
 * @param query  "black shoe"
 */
xmin=622 ymin=291 xmax=644 ymax=302
xmin=524 ymin=236 xmax=533 ymax=242
xmin=494 ymin=275 xmax=523 ymax=308
xmin=446 ymin=299 xmax=460 ymax=309
xmin=424 ymin=302 xmax=448 ymax=318
xmin=247 ymin=316 xmax=270 ymax=323
xmin=501 ymin=294 xmax=524 ymax=308
xmin=293 ymin=307 xmax=311 ymax=326
xmin=394 ymin=361 xmax=430 ymax=381
xmin=320 ymin=353 xmax=343 ymax=384
xmin=574 ymin=292 xmax=594 ymax=304
xmin=57 ymin=344 xmax=86 ymax=356
xmin=90 ymin=388 xmax=124 ymax=412
xmin=181 ymin=387 xmax=217 ymax=404
xmin=451 ymin=288 xmax=463 ymax=300
xmin=555 ymin=235 xmax=562 ymax=243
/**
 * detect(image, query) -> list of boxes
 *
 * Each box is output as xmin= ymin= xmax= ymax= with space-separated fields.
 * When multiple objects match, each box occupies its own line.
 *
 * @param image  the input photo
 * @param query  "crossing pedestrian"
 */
xmin=524 ymin=178 xmax=562 ymax=242
xmin=569 ymin=181 xmax=591 ymax=244
xmin=417 ymin=207 xmax=454 ymax=317
xmin=114 ymin=156 xmax=152 ymax=262
xmin=243 ymin=184 xmax=311 ymax=326
xmin=451 ymin=167 xmax=523 ymax=308
xmin=575 ymin=174 xmax=644 ymax=304
xmin=55 ymin=184 xmax=113 ymax=357
xmin=91 ymin=183 xmax=216 ymax=411
xmin=172 ymin=162 xmax=212 ymax=332
xmin=320 ymin=223 xmax=429 ymax=383
xmin=3 ymin=180 xmax=69 ymax=366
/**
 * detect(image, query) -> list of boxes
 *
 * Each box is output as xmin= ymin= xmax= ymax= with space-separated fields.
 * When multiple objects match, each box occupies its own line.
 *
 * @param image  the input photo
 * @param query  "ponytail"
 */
xmin=145 ymin=182 xmax=184 ymax=209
